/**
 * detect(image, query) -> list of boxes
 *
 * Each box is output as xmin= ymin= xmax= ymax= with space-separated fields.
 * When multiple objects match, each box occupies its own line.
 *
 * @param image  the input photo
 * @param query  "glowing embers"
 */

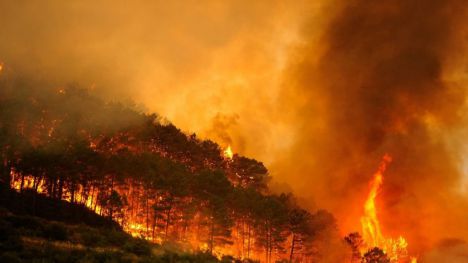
xmin=360 ymin=155 xmax=416 ymax=262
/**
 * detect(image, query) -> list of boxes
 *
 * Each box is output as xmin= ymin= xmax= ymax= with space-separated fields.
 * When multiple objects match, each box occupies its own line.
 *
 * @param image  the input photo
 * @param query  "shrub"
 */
xmin=102 ymin=229 xmax=130 ymax=247
xmin=221 ymin=255 xmax=235 ymax=263
xmin=81 ymin=230 xmax=102 ymax=247
xmin=0 ymin=252 xmax=21 ymax=263
xmin=86 ymin=250 xmax=133 ymax=263
xmin=43 ymin=222 xmax=68 ymax=241
xmin=0 ymin=219 xmax=23 ymax=251
xmin=123 ymin=238 xmax=152 ymax=256
xmin=6 ymin=215 xmax=41 ymax=228
xmin=5 ymin=215 xmax=43 ymax=236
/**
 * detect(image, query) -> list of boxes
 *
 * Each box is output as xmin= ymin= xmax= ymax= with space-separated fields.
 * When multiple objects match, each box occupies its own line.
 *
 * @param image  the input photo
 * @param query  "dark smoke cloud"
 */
xmin=276 ymin=0 xmax=468 ymax=253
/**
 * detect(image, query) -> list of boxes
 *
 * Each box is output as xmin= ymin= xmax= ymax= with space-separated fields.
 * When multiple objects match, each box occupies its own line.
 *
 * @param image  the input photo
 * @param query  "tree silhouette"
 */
xmin=362 ymin=247 xmax=390 ymax=263
xmin=345 ymin=232 xmax=364 ymax=262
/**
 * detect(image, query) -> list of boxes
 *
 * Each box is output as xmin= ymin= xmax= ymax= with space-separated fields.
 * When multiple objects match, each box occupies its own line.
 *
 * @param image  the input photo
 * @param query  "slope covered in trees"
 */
xmin=0 ymin=184 xmax=225 ymax=263
xmin=0 ymin=75 xmax=341 ymax=262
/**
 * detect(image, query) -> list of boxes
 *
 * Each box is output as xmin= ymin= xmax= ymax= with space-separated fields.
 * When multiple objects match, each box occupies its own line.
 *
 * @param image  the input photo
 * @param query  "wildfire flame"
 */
xmin=224 ymin=145 xmax=233 ymax=159
xmin=360 ymin=154 xmax=416 ymax=262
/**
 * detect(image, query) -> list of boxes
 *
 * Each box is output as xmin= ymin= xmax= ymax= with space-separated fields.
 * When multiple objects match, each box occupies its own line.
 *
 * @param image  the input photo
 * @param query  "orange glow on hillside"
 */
xmin=9 ymin=172 xmax=265 ymax=261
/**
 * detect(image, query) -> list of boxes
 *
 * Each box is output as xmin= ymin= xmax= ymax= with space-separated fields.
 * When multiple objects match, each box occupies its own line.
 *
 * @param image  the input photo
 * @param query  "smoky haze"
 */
xmin=0 ymin=0 xmax=315 ymax=159
xmin=1 ymin=0 xmax=468 ymax=258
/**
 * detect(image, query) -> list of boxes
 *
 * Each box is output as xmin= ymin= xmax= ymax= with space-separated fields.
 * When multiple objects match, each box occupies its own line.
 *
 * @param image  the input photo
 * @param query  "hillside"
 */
xmin=0 ymin=76 xmax=342 ymax=262
xmin=0 ymin=184 xmax=229 ymax=263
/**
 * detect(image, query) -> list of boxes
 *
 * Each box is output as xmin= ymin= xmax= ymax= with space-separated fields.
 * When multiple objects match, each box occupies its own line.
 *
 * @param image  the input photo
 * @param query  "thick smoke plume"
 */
xmin=277 ymin=0 xmax=468 ymax=254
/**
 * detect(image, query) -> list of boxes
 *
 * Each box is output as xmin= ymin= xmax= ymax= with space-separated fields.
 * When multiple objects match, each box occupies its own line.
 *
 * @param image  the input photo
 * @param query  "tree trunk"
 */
xmin=164 ymin=205 xmax=172 ymax=241
xmin=209 ymin=218 xmax=215 ymax=254
xmin=47 ymin=180 xmax=53 ymax=198
xmin=289 ymin=233 xmax=296 ymax=263
xmin=247 ymin=223 xmax=251 ymax=259
xmin=52 ymin=179 xmax=58 ymax=199
xmin=1 ymin=159 xmax=11 ymax=186
xmin=20 ymin=174 xmax=25 ymax=192
xmin=241 ymin=219 xmax=245 ymax=258
xmin=32 ymin=176 xmax=38 ymax=191
xmin=269 ymin=246 xmax=273 ymax=263
xmin=58 ymin=178 xmax=64 ymax=200
xmin=89 ymin=185 xmax=95 ymax=208
xmin=70 ymin=183 xmax=76 ymax=203
xmin=32 ymin=185 xmax=37 ymax=216
xmin=266 ymin=225 xmax=269 ymax=263
xmin=146 ymin=193 xmax=149 ymax=235
xmin=152 ymin=214 xmax=157 ymax=241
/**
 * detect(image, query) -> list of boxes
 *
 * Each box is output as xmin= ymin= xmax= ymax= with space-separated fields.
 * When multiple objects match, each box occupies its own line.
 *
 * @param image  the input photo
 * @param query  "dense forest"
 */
xmin=0 ymin=74 xmax=347 ymax=262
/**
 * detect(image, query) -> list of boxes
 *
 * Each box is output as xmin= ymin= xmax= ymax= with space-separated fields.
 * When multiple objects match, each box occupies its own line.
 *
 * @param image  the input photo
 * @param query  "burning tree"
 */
xmin=362 ymin=247 xmax=390 ymax=263
xmin=345 ymin=155 xmax=416 ymax=263
xmin=345 ymin=232 xmax=364 ymax=262
xmin=287 ymin=208 xmax=313 ymax=262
